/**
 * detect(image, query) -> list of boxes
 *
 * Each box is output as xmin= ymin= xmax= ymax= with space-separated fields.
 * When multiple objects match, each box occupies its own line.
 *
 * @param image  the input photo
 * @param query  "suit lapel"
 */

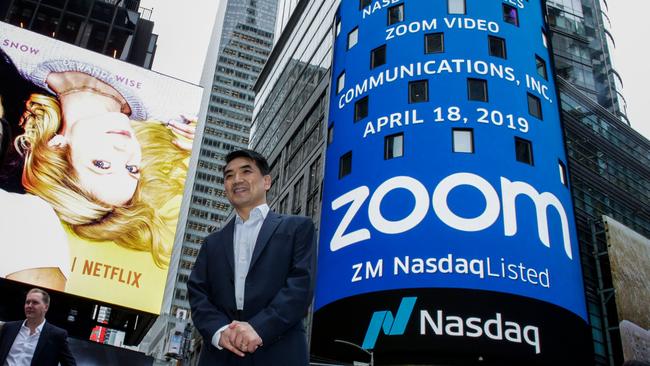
xmin=31 ymin=322 xmax=49 ymax=365
xmin=222 ymin=219 xmax=236 ymax=274
xmin=250 ymin=211 xmax=282 ymax=269
xmin=0 ymin=322 xmax=21 ymax=363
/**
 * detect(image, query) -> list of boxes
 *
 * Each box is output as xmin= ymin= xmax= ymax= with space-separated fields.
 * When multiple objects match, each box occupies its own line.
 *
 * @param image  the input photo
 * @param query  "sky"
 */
xmin=139 ymin=1 xmax=650 ymax=140
xmin=606 ymin=2 xmax=650 ymax=140
xmin=138 ymin=0 xmax=220 ymax=85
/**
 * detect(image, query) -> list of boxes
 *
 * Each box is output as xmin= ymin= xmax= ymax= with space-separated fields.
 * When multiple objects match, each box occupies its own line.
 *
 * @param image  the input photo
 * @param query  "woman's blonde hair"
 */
xmin=16 ymin=93 xmax=189 ymax=268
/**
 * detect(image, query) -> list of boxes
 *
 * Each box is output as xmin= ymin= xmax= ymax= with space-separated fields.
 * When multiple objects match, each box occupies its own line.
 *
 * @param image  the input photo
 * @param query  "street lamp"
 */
xmin=334 ymin=339 xmax=374 ymax=366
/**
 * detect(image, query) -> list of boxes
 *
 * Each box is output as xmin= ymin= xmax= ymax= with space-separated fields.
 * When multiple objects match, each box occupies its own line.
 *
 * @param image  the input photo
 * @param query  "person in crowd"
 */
xmin=0 ymin=288 xmax=76 ymax=366
xmin=188 ymin=149 xmax=316 ymax=365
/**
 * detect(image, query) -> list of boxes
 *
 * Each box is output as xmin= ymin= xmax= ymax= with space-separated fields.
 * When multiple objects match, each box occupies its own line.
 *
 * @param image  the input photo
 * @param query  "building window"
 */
xmin=354 ymin=96 xmax=369 ymax=121
xmin=515 ymin=137 xmax=533 ymax=165
xmin=467 ymin=78 xmax=488 ymax=102
xmin=348 ymin=27 xmax=359 ymax=49
xmin=279 ymin=195 xmax=289 ymax=214
xmin=535 ymin=55 xmax=547 ymax=79
xmin=307 ymin=194 xmax=319 ymax=220
xmin=452 ymin=129 xmax=474 ymax=153
xmin=527 ymin=93 xmax=542 ymax=119
xmin=542 ymin=30 xmax=548 ymax=48
xmin=339 ymin=151 xmax=352 ymax=178
xmin=387 ymin=4 xmax=404 ymax=25
xmin=292 ymin=177 xmax=304 ymax=214
xmin=448 ymin=0 xmax=466 ymax=14
xmin=384 ymin=133 xmax=404 ymax=159
xmin=409 ymin=80 xmax=429 ymax=103
xmin=503 ymin=4 xmax=519 ymax=26
xmin=370 ymin=45 xmax=386 ymax=69
xmin=488 ymin=35 xmax=506 ymax=59
xmin=309 ymin=156 xmax=321 ymax=193
xmin=425 ymin=32 xmax=444 ymax=54
xmin=335 ymin=17 xmax=341 ymax=37
xmin=359 ymin=0 xmax=371 ymax=10
xmin=327 ymin=124 xmax=334 ymax=145
xmin=336 ymin=71 xmax=345 ymax=93
xmin=559 ymin=160 xmax=568 ymax=186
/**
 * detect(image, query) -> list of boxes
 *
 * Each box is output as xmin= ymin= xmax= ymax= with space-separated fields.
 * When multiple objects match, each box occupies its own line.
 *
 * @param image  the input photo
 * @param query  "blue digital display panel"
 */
xmin=316 ymin=0 xmax=588 ymax=324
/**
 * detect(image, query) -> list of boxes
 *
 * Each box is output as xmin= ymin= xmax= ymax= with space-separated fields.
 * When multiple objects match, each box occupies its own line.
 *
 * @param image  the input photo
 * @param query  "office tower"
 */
xmin=251 ymin=0 xmax=332 ymax=222
xmin=0 ymin=0 xmax=157 ymax=68
xmin=139 ymin=0 xmax=279 ymax=362
xmin=251 ymin=0 xmax=649 ymax=365
xmin=558 ymin=78 xmax=650 ymax=365
xmin=548 ymin=1 xmax=649 ymax=364
xmin=546 ymin=0 xmax=626 ymax=121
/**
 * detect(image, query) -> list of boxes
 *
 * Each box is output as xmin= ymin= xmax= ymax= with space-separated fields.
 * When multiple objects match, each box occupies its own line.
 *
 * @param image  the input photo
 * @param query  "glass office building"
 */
xmin=559 ymin=77 xmax=650 ymax=365
xmin=251 ymin=0 xmax=335 ymax=226
xmin=546 ymin=0 xmax=626 ymax=121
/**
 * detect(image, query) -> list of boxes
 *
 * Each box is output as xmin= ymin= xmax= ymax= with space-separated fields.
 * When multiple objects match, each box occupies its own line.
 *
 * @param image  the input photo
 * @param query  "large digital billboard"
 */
xmin=0 ymin=23 xmax=202 ymax=314
xmin=604 ymin=216 xmax=650 ymax=363
xmin=312 ymin=1 xmax=591 ymax=364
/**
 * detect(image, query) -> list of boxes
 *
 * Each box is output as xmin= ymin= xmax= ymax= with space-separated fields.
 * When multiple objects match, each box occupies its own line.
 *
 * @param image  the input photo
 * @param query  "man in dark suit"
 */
xmin=0 ymin=288 xmax=76 ymax=365
xmin=188 ymin=149 xmax=316 ymax=365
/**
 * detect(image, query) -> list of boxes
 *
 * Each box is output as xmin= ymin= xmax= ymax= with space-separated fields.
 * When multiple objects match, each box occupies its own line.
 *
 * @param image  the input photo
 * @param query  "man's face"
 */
xmin=224 ymin=157 xmax=271 ymax=213
xmin=24 ymin=292 xmax=48 ymax=322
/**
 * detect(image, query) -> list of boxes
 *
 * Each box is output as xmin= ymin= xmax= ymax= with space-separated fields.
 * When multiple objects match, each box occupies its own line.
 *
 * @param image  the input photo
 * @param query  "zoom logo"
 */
xmin=362 ymin=297 xmax=417 ymax=349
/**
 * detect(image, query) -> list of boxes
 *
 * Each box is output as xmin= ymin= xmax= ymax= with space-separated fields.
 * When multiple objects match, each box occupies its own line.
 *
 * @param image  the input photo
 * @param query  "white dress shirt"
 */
xmin=212 ymin=203 xmax=269 ymax=349
xmin=233 ymin=203 xmax=269 ymax=310
xmin=5 ymin=319 xmax=45 ymax=366
xmin=0 ymin=190 xmax=71 ymax=279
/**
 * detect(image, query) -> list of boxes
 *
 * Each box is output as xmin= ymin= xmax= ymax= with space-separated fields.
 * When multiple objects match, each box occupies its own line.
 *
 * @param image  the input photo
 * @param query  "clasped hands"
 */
xmin=218 ymin=321 xmax=263 ymax=357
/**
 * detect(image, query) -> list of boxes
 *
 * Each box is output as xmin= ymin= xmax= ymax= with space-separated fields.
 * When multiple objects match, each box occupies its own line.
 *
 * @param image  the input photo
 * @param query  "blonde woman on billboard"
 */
xmin=0 ymin=52 xmax=195 ymax=290
xmin=0 ymin=101 xmax=70 ymax=291
xmin=1 ymin=50 xmax=70 ymax=291
xmin=16 ymin=91 xmax=193 ymax=269
xmin=2 ymin=52 xmax=194 ymax=282
xmin=27 ymin=68 xmax=194 ymax=207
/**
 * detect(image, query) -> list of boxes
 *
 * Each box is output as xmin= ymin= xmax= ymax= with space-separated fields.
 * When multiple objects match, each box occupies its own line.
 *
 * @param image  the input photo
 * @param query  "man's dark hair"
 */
xmin=224 ymin=149 xmax=270 ymax=175
xmin=27 ymin=288 xmax=50 ymax=306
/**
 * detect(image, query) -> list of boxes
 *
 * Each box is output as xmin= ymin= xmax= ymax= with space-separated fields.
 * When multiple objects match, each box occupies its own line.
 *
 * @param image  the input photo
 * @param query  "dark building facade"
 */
xmin=252 ymin=1 xmax=649 ymax=365
xmin=548 ymin=0 xmax=649 ymax=364
xmin=558 ymin=77 xmax=650 ymax=365
xmin=0 ymin=0 xmax=156 ymax=68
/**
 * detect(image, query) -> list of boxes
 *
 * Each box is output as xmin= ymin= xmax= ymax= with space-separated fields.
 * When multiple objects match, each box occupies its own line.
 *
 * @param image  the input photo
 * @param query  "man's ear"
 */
xmin=47 ymin=134 xmax=68 ymax=148
xmin=263 ymin=174 xmax=272 ymax=191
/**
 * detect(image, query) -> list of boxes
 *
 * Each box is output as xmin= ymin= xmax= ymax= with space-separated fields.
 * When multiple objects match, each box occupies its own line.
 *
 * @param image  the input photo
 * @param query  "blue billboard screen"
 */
xmin=313 ymin=1 xmax=591 ymax=364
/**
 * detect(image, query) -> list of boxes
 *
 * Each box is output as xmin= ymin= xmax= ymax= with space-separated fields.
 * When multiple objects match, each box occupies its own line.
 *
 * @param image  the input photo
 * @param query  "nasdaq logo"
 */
xmin=362 ymin=297 xmax=417 ymax=349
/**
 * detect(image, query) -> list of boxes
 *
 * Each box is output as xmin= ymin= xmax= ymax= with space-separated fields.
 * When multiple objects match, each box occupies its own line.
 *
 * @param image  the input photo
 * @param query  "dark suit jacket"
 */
xmin=188 ymin=211 xmax=316 ymax=366
xmin=0 ymin=320 xmax=76 ymax=366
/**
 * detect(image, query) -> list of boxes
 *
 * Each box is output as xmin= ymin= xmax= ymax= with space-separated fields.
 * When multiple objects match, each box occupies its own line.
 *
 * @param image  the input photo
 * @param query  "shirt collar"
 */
xmin=21 ymin=319 xmax=46 ymax=333
xmin=235 ymin=203 xmax=269 ymax=224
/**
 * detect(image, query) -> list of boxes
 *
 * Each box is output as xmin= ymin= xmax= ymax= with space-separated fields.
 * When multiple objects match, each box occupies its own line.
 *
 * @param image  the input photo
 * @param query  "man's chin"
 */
xmin=231 ymin=197 xmax=250 ymax=207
